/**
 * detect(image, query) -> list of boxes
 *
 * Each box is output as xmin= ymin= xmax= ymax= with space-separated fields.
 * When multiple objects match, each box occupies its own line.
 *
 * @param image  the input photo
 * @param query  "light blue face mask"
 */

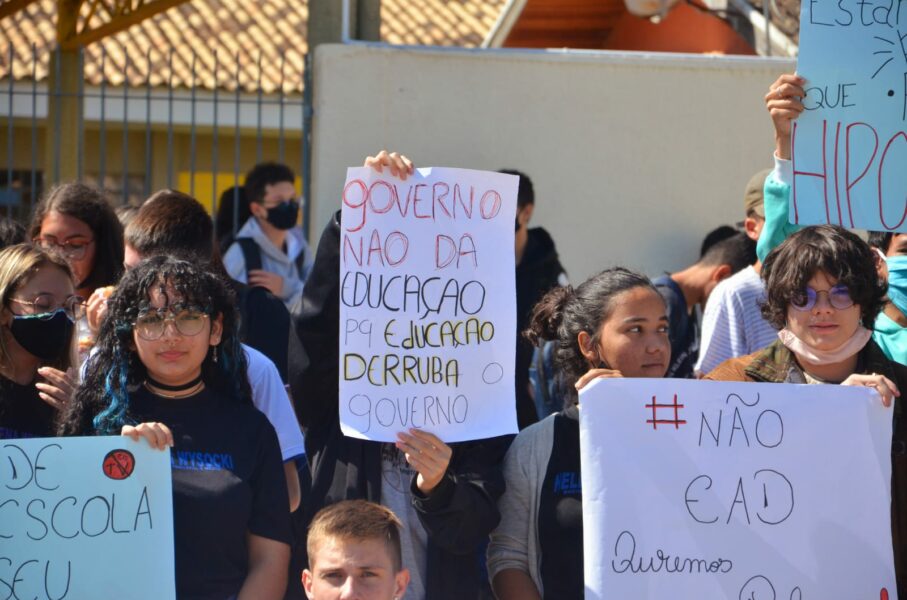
xmin=873 ymin=253 xmax=907 ymax=363
xmin=884 ymin=254 xmax=907 ymax=317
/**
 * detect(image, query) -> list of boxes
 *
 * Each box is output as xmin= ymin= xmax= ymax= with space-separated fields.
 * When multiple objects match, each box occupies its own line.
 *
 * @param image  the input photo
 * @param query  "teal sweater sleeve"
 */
xmin=756 ymin=175 xmax=802 ymax=263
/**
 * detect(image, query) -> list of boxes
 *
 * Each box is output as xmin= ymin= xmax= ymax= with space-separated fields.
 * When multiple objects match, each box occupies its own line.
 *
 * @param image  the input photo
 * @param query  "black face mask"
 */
xmin=264 ymin=200 xmax=300 ymax=230
xmin=9 ymin=309 xmax=74 ymax=361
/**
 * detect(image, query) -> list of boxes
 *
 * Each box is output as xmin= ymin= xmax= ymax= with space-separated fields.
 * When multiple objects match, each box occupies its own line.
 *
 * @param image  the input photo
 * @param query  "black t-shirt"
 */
xmin=653 ymin=274 xmax=699 ymax=379
xmin=538 ymin=406 xmax=583 ymax=600
xmin=130 ymin=386 xmax=292 ymax=600
xmin=0 ymin=376 xmax=57 ymax=439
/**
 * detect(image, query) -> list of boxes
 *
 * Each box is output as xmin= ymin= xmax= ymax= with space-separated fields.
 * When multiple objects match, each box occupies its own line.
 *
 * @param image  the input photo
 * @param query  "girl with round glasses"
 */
xmin=61 ymin=255 xmax=291 ymax=599
xmin=29 ymin=182 xmax=124 ymax=359
xmin=705 ymin=225 xmax=907 ymax=595
xmin=706 ymin=225 xmax=904 ymax=398
xmin=0 ymin=244 xmax=79 ymax=439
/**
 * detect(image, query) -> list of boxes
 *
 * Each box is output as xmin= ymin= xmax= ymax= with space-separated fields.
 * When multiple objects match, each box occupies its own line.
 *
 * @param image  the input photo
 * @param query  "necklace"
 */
xmin=143 ymin=379 xmax=205 ymax=399
xmin=146 ymin=373 xmax=203 ymax=392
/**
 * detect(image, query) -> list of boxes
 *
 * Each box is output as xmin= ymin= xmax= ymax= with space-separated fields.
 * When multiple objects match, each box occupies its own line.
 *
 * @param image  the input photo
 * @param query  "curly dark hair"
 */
xmin=760 ymin=225 xmax=886 ymax=330
xmin=60 ymin=256 xmax=251 ymax=436
xmin=28 ymin=182 xmax=124 ymax=291
xmin=524 ymin=267 xmax=660 ymax=403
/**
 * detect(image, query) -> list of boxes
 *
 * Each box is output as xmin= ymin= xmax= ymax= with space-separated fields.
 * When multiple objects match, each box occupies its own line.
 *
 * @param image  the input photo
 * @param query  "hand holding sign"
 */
xmin=364 ymin=150 xmax=415 ymax=180
xmin=765 ymin=73 xmax=807 ymax=160
xmin=396 ymin=428 xmax=453 ymax=494
xmin=122 ymin=421 xmax=175 ymax=449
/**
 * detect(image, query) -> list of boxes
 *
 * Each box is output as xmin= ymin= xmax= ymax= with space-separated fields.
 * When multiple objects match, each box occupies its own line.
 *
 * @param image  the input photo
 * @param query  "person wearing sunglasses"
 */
xmin=0 ymin=244 xmax=80 ymax=439
xmin=61 ymin=255 xmax=291 ymax=599
xmin=705 ymin=225 xmax=907 ymax=597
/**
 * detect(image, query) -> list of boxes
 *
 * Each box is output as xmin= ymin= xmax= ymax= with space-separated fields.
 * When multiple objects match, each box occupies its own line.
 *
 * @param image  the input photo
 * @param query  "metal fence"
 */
xmin=0 ymin=44 xmax=312 ymax=236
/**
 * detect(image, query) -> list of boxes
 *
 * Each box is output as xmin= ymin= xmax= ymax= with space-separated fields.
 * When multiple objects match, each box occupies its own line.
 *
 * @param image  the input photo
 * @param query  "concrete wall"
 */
xmin=310 ymin=43 xmax=796 ymax=282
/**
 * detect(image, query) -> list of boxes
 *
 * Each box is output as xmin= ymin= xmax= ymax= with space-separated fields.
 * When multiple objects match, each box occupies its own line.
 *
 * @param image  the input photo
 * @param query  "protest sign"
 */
xmin=793 ymin=1 xmax=907 ymax=231
xmin=580 ymin=378 xmax=896 ymax=599
xmin=0 ymin=436 xmax=174 ymax=600
xmin=338 ymin=166 xmax=519 ymax=442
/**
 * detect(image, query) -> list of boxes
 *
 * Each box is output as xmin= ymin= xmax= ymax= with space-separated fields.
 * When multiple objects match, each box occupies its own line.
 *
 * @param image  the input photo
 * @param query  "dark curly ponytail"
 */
xmin=525 ymin=267 xmax=658 ymax=402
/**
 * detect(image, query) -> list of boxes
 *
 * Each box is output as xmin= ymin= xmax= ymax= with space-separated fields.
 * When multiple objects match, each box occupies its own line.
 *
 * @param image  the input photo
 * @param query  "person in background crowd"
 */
xmin=488 ymin=268 xmax=669 ymax=600
xmin=868 ymin=231 xmax=907 ymax=364
xmin=0 ymin=245 xmax=79 ymax=439
xmin=217 ymin=185 xmax=251 ymax=255
xmin=302 ymin=500 xmax=410 ymax=600
xmin=0 ymin=217 xmax=25 ymax=249
xmin=500 ymin=169 xmax=568 ymax=430
xmin=295 ymin=150 xmax=511 ymax=600
xmin=29 ymin=182 xmax=124 ymax=360
xmin=223 ymin=163 xmax=312 ymax=314
xmin=704 ymin=225 xmax=907 ymax=597
xmin=61 ymin=256 xmax=292 ymax=600
xmin=694 ymin=170 xmax=779 ymax=375
xmin=118 ymin=189 xmax=304 ymax=512
xmin=654 ymin=232 xmax=755 ymax=378
xmin=699 ymin=224 xmax=739 ymax=258
xmin=115 ymin=204 xmax=140 ymax=229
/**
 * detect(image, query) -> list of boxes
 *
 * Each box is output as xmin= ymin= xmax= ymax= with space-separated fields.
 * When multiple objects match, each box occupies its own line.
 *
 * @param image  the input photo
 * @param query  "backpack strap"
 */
xmin=294 ymin=245 xmax=307 ymax=279
xmin=236 ymin=237 xmax=263 ymax=273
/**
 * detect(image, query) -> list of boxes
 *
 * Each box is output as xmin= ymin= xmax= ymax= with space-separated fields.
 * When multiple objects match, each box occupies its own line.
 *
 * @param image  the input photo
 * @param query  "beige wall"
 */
xmin=310 ymin=44 xmax=796 ymax=281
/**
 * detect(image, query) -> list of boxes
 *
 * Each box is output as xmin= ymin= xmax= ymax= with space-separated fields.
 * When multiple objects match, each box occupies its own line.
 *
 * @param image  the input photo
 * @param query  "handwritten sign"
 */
xmin=0 ymin=437 xmax=175 ymax=600
xmin=793 ymin=1 xmax=907 ymax=231
xmin=338 ymin=166 xmax=519 ymax=442
xmin=580 ymin=378 xmax=896 ymax=599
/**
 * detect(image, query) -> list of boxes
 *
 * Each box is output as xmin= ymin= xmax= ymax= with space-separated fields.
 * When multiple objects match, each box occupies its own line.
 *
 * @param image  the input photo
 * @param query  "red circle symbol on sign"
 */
xmin=103 ymin=449 xmax=136 ymax=480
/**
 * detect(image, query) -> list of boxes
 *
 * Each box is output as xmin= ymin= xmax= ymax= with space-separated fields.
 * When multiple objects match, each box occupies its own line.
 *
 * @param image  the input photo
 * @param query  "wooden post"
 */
xmin=45 ymin=0 xmax=83 ymax=184
xmin=45 ymin=47 xmax=81 ymax=183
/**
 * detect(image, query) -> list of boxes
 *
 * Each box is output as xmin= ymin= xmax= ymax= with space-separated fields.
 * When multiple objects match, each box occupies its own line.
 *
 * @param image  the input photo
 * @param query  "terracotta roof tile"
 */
xmin=0 ymin=0 xmax=505 ymax=92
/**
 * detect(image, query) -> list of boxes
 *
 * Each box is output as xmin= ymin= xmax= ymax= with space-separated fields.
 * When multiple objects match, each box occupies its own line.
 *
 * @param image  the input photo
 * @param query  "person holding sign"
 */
xmin=705 ymin=225 xmax=907 ymax=595
xmin=760 ymin=73 xmax=907 ymax=369
xmin=487 ymin=267 xmax=670 ymax=600
xmin=0 ymin=244 xmax=79 ymax=439
xmin=61 ymin=256 xmax=292 ymax=600
xmin=295 ymin=150 xmax=512 ymax=600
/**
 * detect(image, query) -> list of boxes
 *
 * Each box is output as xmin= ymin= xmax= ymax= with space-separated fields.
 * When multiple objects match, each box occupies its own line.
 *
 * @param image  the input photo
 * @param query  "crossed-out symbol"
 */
xmin=645 ymin=394 xmax=686 ymax=430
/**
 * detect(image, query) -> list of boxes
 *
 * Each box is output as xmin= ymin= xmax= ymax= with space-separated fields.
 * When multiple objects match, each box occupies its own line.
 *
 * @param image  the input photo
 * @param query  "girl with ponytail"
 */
xmin=61 ymin=256 xmax=291 ymax=600
xmin=488 ymin=267 xmax=671 ymax=600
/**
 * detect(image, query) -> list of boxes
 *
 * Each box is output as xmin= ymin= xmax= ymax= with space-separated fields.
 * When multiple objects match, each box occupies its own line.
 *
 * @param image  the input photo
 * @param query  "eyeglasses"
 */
xmin=9 ymin=294 xmax=86 ymax=321
xmin=134 ymin=308 xmax=209 ymax=341
xmin=790 ymin=285 xmax=854 ymax=311
xmin=33 ymin=237 xmax=95 ymax=260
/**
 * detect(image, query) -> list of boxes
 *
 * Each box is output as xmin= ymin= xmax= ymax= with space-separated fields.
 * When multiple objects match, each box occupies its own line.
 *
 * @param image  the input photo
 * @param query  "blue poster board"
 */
xmin=795 ymin=1 xmax=907 ymax=231
xmin=0 ymin=436 xmax=175 ymax=599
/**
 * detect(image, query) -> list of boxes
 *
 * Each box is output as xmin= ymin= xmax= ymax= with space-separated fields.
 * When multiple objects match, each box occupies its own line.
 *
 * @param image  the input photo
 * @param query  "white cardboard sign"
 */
xmin=338 ymin=166 xmax=519 ymax=442
xmin=580 ymin=378 xmax=896 ymax=599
